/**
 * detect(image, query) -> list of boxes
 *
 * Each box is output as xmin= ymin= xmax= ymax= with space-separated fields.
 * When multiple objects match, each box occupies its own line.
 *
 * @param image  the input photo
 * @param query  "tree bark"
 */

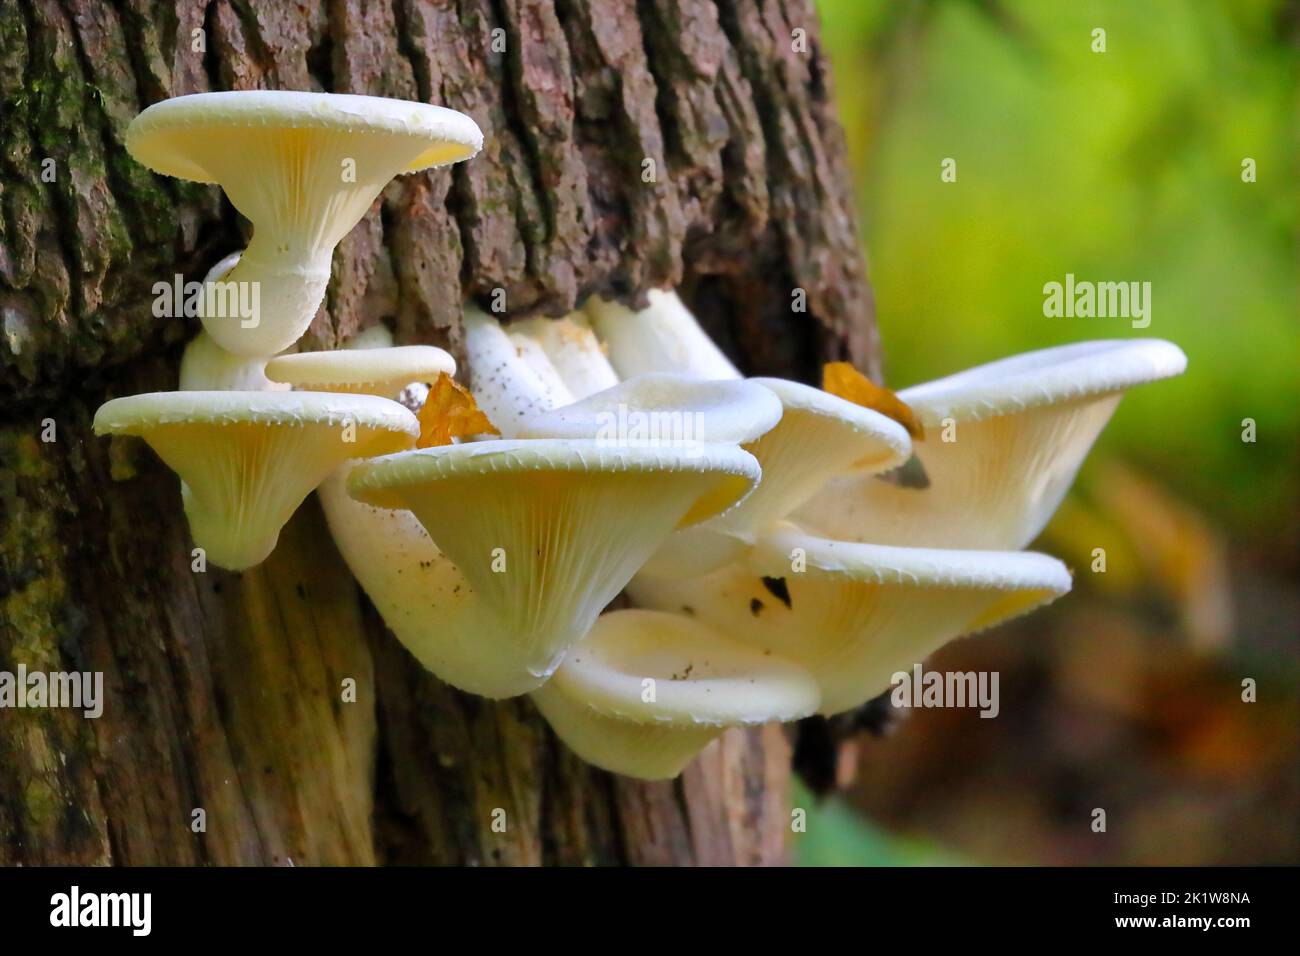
xmin=0 ymin=0 xmax=877 ymax=865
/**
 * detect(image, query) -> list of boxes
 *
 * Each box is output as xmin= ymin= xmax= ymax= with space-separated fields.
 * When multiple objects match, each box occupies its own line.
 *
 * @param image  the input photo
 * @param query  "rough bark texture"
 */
xmin=0 ymin=0 xmax=877 ymax=865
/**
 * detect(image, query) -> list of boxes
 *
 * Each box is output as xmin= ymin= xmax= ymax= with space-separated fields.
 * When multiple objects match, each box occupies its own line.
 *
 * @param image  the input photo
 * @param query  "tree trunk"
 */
xmin=0 ymin=0 xmax=877 ymax=865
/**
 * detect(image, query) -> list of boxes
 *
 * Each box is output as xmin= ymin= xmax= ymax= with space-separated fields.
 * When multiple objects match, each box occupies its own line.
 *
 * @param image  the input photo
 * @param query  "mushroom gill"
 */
xmin=532 ymin=609 xmax=820 ymax=779
xmin=126 ymin=91 xmax=482 ymax=356
xmin=345 ymin=439 xmax=762 ymax=697
xmin=93 ymin=391 xmax=418 ymax=570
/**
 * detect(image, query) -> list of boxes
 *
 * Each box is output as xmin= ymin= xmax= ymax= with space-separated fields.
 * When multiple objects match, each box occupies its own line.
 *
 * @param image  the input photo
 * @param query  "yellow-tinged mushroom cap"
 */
xmin=94 ymin=391 xmax=418 ymax=570
xmin=532 ymin=609 xmax=820 ymax=779
xmin=349 ymin=439 xmax=760 ymax=535
xmin=265 ymin=345 xmax=456 ymax=398
xmin=795 ymin=339 xmax=1188 ymax=550
xmin=127 ymin=91 xmax=482 ymax=182
xmin=345 ymin=439 xmax=761 ymax=695
xmin=639 ymin=377 xmax=913 ymax=577
xmin=126 ymin=92 xmax=483 ymax=357
xmin=630 ymin=523 xmax=1071 ymax=716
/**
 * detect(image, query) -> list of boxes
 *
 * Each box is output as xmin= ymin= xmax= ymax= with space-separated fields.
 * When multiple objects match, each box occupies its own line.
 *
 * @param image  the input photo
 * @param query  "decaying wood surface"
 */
xmin=0 ymin=0 xmax=877 ymax=865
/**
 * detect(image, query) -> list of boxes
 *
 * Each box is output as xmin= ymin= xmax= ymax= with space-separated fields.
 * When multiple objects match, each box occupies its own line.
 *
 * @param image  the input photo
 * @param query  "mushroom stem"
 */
xmin=179 ymin=330 xmax=290 ymax=392
xmin=463 ymin=306 xmax=566 ymax=435
xmin=199 ymin=241 xmax=332 ymax=357
xmin=507 ymin=332 xmax=575 ymax=408
xmin=511 ymin=314 xmax=619 ymax=399
xmin=585 ymin=289 xmax=741 ymax=380
xmin=346 ymin=324 xmax=396 ymax=351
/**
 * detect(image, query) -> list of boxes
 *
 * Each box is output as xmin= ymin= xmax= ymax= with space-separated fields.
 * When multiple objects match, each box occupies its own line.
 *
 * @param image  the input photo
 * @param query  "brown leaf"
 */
xmin=822 ymin=362 xmax=924 ymax=439
xmin=417 ymin=373 xmax=500 ymax=448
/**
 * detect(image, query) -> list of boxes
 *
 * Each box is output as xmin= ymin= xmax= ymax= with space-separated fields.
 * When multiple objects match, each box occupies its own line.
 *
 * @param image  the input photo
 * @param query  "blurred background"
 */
xmin=797 ymin=0 xmax=1299 ymax=865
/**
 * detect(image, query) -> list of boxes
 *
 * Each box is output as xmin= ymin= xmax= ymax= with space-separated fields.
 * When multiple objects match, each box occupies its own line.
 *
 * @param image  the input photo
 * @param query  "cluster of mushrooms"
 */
xmin=94 ymin=92 xmax=1187 ymax=781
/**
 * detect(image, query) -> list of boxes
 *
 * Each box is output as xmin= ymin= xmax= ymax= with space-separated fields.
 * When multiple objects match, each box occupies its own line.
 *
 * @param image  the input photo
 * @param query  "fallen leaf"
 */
xmin=417 ymin=373 xmax=499 ymax=448
xmin=822 ymin=362 xmax=924 ymax=439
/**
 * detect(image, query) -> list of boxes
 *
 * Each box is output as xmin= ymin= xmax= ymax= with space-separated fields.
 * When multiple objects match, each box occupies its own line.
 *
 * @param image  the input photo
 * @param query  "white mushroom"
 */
xmin=126 ymin=91 xmax=482 ymax=356
xmin=630 ymin=523 xmax=1071 ymax=715
xmin=507 ymin=332 xmax=575 ymax=409
xmin=178 ymin=329 xmax=291 ymax=392
xmin=586 ymin=289 xmax=740 ymax=379
xmin=279 ymin=338 xmax=512 ymax=692
xmin=511 ymin=314 xmax=619 ymax=399
xmin=533 ymin=609 xmax=820 ymax=779
xmin=463 ymin=306 xmax=565 ymax=434
xmin=345 ymin=439 xmax=762 ymax=697
xmin=93 ymin=391 xmax=418 ymax=570
xmin=795 ymin=339 xmax=1188 ymax=549
xmin=639 ymin=377 xmax=914 ymax=577
xmin=265 ymin=344 xmax=456 ymax=397
xmin=317 ymin=468 xmax=490 ymax=682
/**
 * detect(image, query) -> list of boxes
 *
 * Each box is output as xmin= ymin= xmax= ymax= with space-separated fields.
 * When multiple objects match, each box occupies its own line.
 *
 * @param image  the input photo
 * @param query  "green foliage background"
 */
xmin=799 ymin=0 xmax=1298 ymax=865
xmin=818 ymin=0 xmax=1297 ymax=527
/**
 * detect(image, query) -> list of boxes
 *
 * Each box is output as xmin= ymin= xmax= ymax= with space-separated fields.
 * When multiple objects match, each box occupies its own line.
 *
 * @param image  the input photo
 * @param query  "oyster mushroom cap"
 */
xmin=630 ymin=523 xmax=1071 ymax=716
xmin=348 ymin=438 xmax=761 ymax=532
xmin=94 ymin=390 xmax=418 ymax=570
xmin=586 ymin=289 xmax=741 ymax=380
xmin=540 ymin=609 xmax=819 ymax=726
xmin=639 ymin=377 xmax=913 ymax=578
xmin=795 ymin=339 xmax=1189 ymax=550
xmin=897 ymin=338 xmax=1188 ymax=424
xmin=265 ymin=345 xmax=456 ymax=398
xmin=127 ymin=90 xmax=481 ymax=184
xmin=515 ymin=373 xmax=783 ymax=446
xmin=532 ymin=609 xmax=820 ymax=779
xmin=751 ymin=377 xmax=914 ymax=471
xmin=126 ymin=92 xmax=482 ymax=357
xmin=345 ymin=439 xmax=761 ymax=695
